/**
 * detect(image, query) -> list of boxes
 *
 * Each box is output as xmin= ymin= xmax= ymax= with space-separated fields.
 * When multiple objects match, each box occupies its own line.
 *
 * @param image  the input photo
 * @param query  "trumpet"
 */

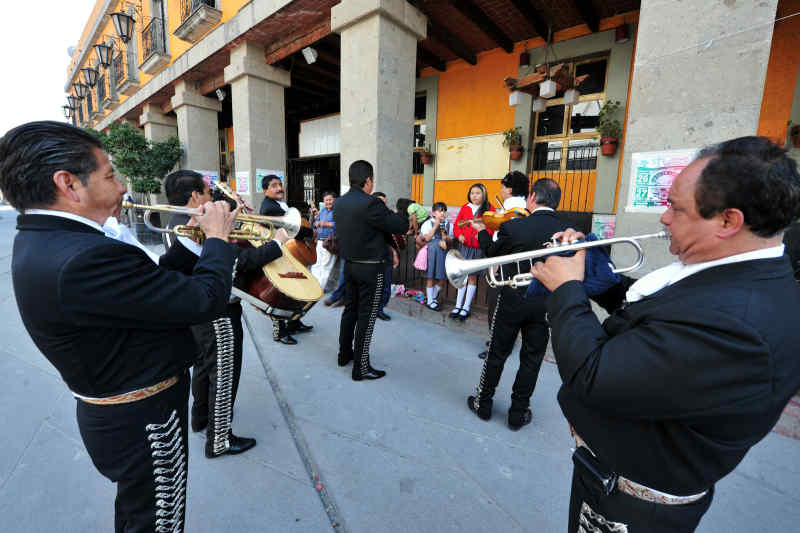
xmin=121 ymin=201 xmax=302 ymax=242
xmin=446 ymin=230 xmax=671 ymax=289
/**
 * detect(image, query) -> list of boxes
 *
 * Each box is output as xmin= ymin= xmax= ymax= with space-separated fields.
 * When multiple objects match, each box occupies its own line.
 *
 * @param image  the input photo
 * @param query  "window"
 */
xmin=412 ymin=91 xmax=427 ymax=174
xmin=530 ymin=56 xmax=608 ymax=172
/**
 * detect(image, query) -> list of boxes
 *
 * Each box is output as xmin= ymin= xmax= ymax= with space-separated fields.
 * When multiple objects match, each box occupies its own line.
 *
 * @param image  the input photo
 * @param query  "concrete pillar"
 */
xmin=613 ymin=0 xmax=780 ymax=272
xmin=139 ymin=103 xmax=177 ymax=142
xmin=224 ymin=41 xmax=291 ymax=209
xmin=170 ymin=80 xmax=221 ymax=173
xmin=332 ymin=0 xmax=426 ymax=201
xmin=139 ymin=103 xmax=179 ymax=203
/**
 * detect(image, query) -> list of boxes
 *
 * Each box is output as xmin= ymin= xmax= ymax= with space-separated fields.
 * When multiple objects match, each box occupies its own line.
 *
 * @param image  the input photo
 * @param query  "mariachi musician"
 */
xmin=467 ymin=173 xmax=566 ymax=431
xmin=162 ymin=170 xmax=289 ymax=458
xmin=259 ymin=173 xmax=315 ymax=344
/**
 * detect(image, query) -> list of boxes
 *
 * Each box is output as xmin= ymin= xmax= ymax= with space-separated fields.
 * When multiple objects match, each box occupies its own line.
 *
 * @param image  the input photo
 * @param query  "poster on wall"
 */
xmin=625 ymin=149 xmax=696 ymax=213
xmin=256 ymin=169 xmax=285 ymax=184
xmin=235 ymin=171 xmax=250 ymax=195
xmin=591 ymin=214 xmax=616 ymax=239
xmin=194 ymin=170 xmax=219 ymax=187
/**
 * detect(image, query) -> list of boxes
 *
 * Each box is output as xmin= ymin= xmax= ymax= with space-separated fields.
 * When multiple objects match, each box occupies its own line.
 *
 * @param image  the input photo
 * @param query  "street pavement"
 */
xmin=0 ymin=206 xmax=799 ymax=532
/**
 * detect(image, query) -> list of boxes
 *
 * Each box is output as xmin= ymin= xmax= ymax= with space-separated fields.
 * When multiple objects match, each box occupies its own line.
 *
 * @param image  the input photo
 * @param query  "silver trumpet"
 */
xmin=445 ymin=230 xmax=671 ymax=289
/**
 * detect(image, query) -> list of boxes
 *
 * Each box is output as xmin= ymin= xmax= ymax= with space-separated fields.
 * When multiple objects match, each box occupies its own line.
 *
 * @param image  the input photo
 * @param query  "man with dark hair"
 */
xmin=468 ymin=177 xmax=566 ymax=430
xmin=162 ymin=170 xmax=289 ymax=458
xmin=0 ymin=121 xmax=237 ymax=532
xmin=258 ymin=173 xmax=313 ymax=344
xmin=334 ymin=160 xmax=408 ymax=380
xmin=532 ymin=137 xmax=800 ymax=532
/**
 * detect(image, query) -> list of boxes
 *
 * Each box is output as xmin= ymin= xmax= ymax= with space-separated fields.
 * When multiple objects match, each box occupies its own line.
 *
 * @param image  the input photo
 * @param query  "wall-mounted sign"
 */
xmin=625 ymin=149 xmax=696 ymax=213
xmin=235 ymin=171 xmax=249 ymax=195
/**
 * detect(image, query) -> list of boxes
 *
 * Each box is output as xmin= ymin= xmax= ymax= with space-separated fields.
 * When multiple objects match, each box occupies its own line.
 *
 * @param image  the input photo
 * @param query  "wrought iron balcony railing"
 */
xmin=142 ymin=17 xmax=166 ymax=61
xmin=180 ymin=0 xmax=215 ymax=22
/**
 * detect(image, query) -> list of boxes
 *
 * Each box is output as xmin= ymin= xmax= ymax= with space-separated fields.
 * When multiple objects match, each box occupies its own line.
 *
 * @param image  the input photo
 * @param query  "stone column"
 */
xmin=224 ymin=41 xmax=290 ymax=209
xmin=140 ymin=103 xmax=177 ymax=142
xmin=170 ymin=80 xmax=221 ymax=173
xmin=332 ymin=0 xmax=426 ymax=201
xmin=139 ymin=103 xmax=179 ymax=204
xmin=613 ymin=0 xmax=780 ymax=272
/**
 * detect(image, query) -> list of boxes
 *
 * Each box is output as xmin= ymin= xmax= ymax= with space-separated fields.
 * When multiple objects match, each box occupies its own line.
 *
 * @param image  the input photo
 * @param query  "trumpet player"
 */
xmin=531 ymin=137 xmax=800 ymax=532
xmin=0 ymin=121 xmax=238 ymax=532
xmin=467 ymin=173 xmax=566 ymax=430
xmin=161 ymin=170 xmax=290 ymax=459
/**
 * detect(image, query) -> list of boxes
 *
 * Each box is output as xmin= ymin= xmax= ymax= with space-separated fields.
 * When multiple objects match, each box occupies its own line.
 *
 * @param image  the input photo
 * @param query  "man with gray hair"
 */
xmin=533 ymin=137 xmax=800 ymax=532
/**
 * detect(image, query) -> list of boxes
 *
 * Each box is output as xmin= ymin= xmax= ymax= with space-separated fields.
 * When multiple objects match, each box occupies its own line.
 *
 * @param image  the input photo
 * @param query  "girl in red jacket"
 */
xmin=450 ymin=183 xmax=494 ymax=320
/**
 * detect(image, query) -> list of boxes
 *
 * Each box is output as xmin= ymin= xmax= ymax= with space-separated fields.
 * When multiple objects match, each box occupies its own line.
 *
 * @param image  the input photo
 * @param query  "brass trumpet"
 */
xmin=121 ymin=201 xmax=302 ymax=242
xmin=445 ymin=230 xmax=671 ymax=289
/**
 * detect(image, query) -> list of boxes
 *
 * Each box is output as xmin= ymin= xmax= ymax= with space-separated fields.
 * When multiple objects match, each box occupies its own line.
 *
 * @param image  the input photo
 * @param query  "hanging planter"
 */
xmin=600 ymin=138 xmax=618 ymax=156
xmin=509 ymin=145 xmax=524 ymax=160
xmin=502 ymin=127 xmax=524 ymax=161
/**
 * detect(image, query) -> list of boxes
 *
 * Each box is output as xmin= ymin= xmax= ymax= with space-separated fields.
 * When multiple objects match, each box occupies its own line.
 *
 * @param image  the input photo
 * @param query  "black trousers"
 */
xmin=77 ymin=372 xmax=190 ymax=533
xmin=339 ymin=260 xmax=385 ymax=376
xmin=191 ymin=302 xmax=244 ymax=453
xmin=568 ymin=458 xmax=713 ymax=532
xmin=475 ymin=286 xmax=549 ymax=414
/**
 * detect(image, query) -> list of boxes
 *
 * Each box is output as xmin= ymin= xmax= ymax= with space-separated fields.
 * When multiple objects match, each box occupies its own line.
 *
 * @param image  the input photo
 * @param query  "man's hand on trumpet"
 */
xmin=194 ymin=201 xmax=242 ymax=241
xmin=530 ymin=228 xmax=586 ymax=292
xmin=273 ymin=227 xmax=290 ymax=245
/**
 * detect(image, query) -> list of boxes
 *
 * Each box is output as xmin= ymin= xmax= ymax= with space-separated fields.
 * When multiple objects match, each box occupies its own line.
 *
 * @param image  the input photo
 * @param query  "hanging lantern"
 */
xmin=94 ymin=42 xmax=113 ymax=68
xmin=111 ymin=11 xmax=135 ymax=43
xmin=539 ymin=79 xmax=557 ymax=99
xmin=564 ymin=88 xmax=580 ymax=105
xmin=67 ymin=95 xmax=79 ymax=109
xmin=532 ymin=97 xmax=547 ymax=112
xmin=81 ymin=66 xmax=99 ymax=88
xmin=509 ymin=91 xmax=521 ymax=107
xmin=63 ymin=105 xmax=73 ymax=119
xmin=72 ymin=82 xmax=89 ymax=99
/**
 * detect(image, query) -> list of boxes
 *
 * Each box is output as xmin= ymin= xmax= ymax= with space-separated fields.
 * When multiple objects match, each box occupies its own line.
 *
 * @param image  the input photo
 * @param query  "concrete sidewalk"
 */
xmin=0 ymin=207 xmax=798 ymax=531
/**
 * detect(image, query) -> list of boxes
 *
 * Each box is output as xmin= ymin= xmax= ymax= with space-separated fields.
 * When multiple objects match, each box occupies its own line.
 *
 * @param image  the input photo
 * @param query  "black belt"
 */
xmin=347 ymin=259 xmax=385 ymax=264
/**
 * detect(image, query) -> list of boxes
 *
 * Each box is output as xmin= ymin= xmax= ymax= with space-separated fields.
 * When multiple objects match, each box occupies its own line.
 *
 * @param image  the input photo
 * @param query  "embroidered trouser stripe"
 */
xmin=357 ymin=272 xmax=384 ymax=375
xmin=147 ymin=410 xmax=187 ymax=533
xmin=210 ymin=317 xmax=234 ymax=454
xmin=474 ymin=292 xmax=501 ymax=411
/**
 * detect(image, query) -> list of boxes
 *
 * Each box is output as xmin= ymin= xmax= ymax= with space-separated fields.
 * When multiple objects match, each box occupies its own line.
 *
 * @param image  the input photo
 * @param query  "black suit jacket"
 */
xmin=333 ymin=188 xmax=408 ymax=261
xmin=477 ymin=209 xmax=568 ymax=279
xmin=549 ymin=256 xmax=800 ymax=495
xmin=259 ymin=197 xmax=285 ymax=217
xmin=12 ymin=214 xmax=234 ymax=397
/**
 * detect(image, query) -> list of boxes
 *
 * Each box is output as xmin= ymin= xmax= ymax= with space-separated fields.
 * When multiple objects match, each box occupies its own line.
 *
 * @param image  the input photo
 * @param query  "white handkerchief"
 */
xmin=103 ymin=217 xmax=160 ymax=265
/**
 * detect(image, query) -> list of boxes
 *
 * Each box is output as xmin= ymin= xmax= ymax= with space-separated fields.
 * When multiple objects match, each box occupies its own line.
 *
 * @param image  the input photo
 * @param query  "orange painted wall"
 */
xmin=757 ymin=0 xmax=800 ymax=145
xmin=434 ymin=179 xmax=504 ymax=208
xmin=431 ymin=45 xmax=523 ymax=140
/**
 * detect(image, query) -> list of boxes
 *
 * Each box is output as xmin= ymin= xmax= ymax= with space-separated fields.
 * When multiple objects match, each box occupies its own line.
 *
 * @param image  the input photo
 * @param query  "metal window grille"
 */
xmin=180 ymin=0 xmax=215 ymax=22
xmin=97 ymin=74 xmax=106 ymax=103
xmin=112 ymin=53 xmax=125 ymax=88
xmin=142 ymin=18 xmax=166 ymax=61
xmin=86 ymin=90 xmax=94 ymax=116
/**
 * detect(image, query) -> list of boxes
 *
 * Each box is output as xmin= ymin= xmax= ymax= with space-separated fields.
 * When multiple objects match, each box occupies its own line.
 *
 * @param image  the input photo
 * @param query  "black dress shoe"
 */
xmin=508 ymin=409 xmax=533 ymax=431
xmin=275 ymin=334 xmax=298 ymax=345
xmin=289 ymin=321 xmax=313 ymax=333
xmin=205 ymin=433 xmax=257 ymax=458
xmin=467 ymin=395 xmax=492 ymax=421
xmin=352 ymin=366 xmax=386 ymax=381
xmin=376 ymin=311 xmax=391 ymax=321
xmin=338 ymin=352 xmax=353 ymax=366
xmin=477 ymin=350 xmax=487 ymax=359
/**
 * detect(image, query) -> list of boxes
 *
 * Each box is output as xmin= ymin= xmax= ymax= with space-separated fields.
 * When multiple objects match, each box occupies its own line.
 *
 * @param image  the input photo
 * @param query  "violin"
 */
xmin=479 ymin=208 xmax=529 ymax=231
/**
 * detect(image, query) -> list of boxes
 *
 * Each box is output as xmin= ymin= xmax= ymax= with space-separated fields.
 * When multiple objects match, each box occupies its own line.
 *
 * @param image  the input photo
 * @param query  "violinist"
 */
xmin=451 ymin=183 xmax=495 ymax=320
xmin=466 ymin=174 xmax=567 ymax=431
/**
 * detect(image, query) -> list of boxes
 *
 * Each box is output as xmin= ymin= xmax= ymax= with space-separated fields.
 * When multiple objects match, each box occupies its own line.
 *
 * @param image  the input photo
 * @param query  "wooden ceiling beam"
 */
xmin=572 ymin=0 xmax=600 ymax=33
xmin=417 ymin=45 xmax=446 ymax=72
xmin=426 ymin=20 xmax=477 ymax=66
xmin=446 ymin=0 xmax=514 ymax=53
xmin=508 ymin=0 xmax=550 ymax=40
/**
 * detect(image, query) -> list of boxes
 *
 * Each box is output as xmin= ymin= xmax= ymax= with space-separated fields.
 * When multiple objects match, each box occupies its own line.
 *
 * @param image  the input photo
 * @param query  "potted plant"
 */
xmin=502 ymin=126 xmax=524 ymax=160
xmin=421 ymin=144 xmax=434 ymax=165
xmin=598 ymin=100 xmax=623 ymax=156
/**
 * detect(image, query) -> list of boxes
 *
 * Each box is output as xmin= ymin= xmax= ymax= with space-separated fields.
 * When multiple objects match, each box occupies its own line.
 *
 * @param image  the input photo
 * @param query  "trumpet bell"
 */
xmin=445 ymin=250 xmax=469 ymax=289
